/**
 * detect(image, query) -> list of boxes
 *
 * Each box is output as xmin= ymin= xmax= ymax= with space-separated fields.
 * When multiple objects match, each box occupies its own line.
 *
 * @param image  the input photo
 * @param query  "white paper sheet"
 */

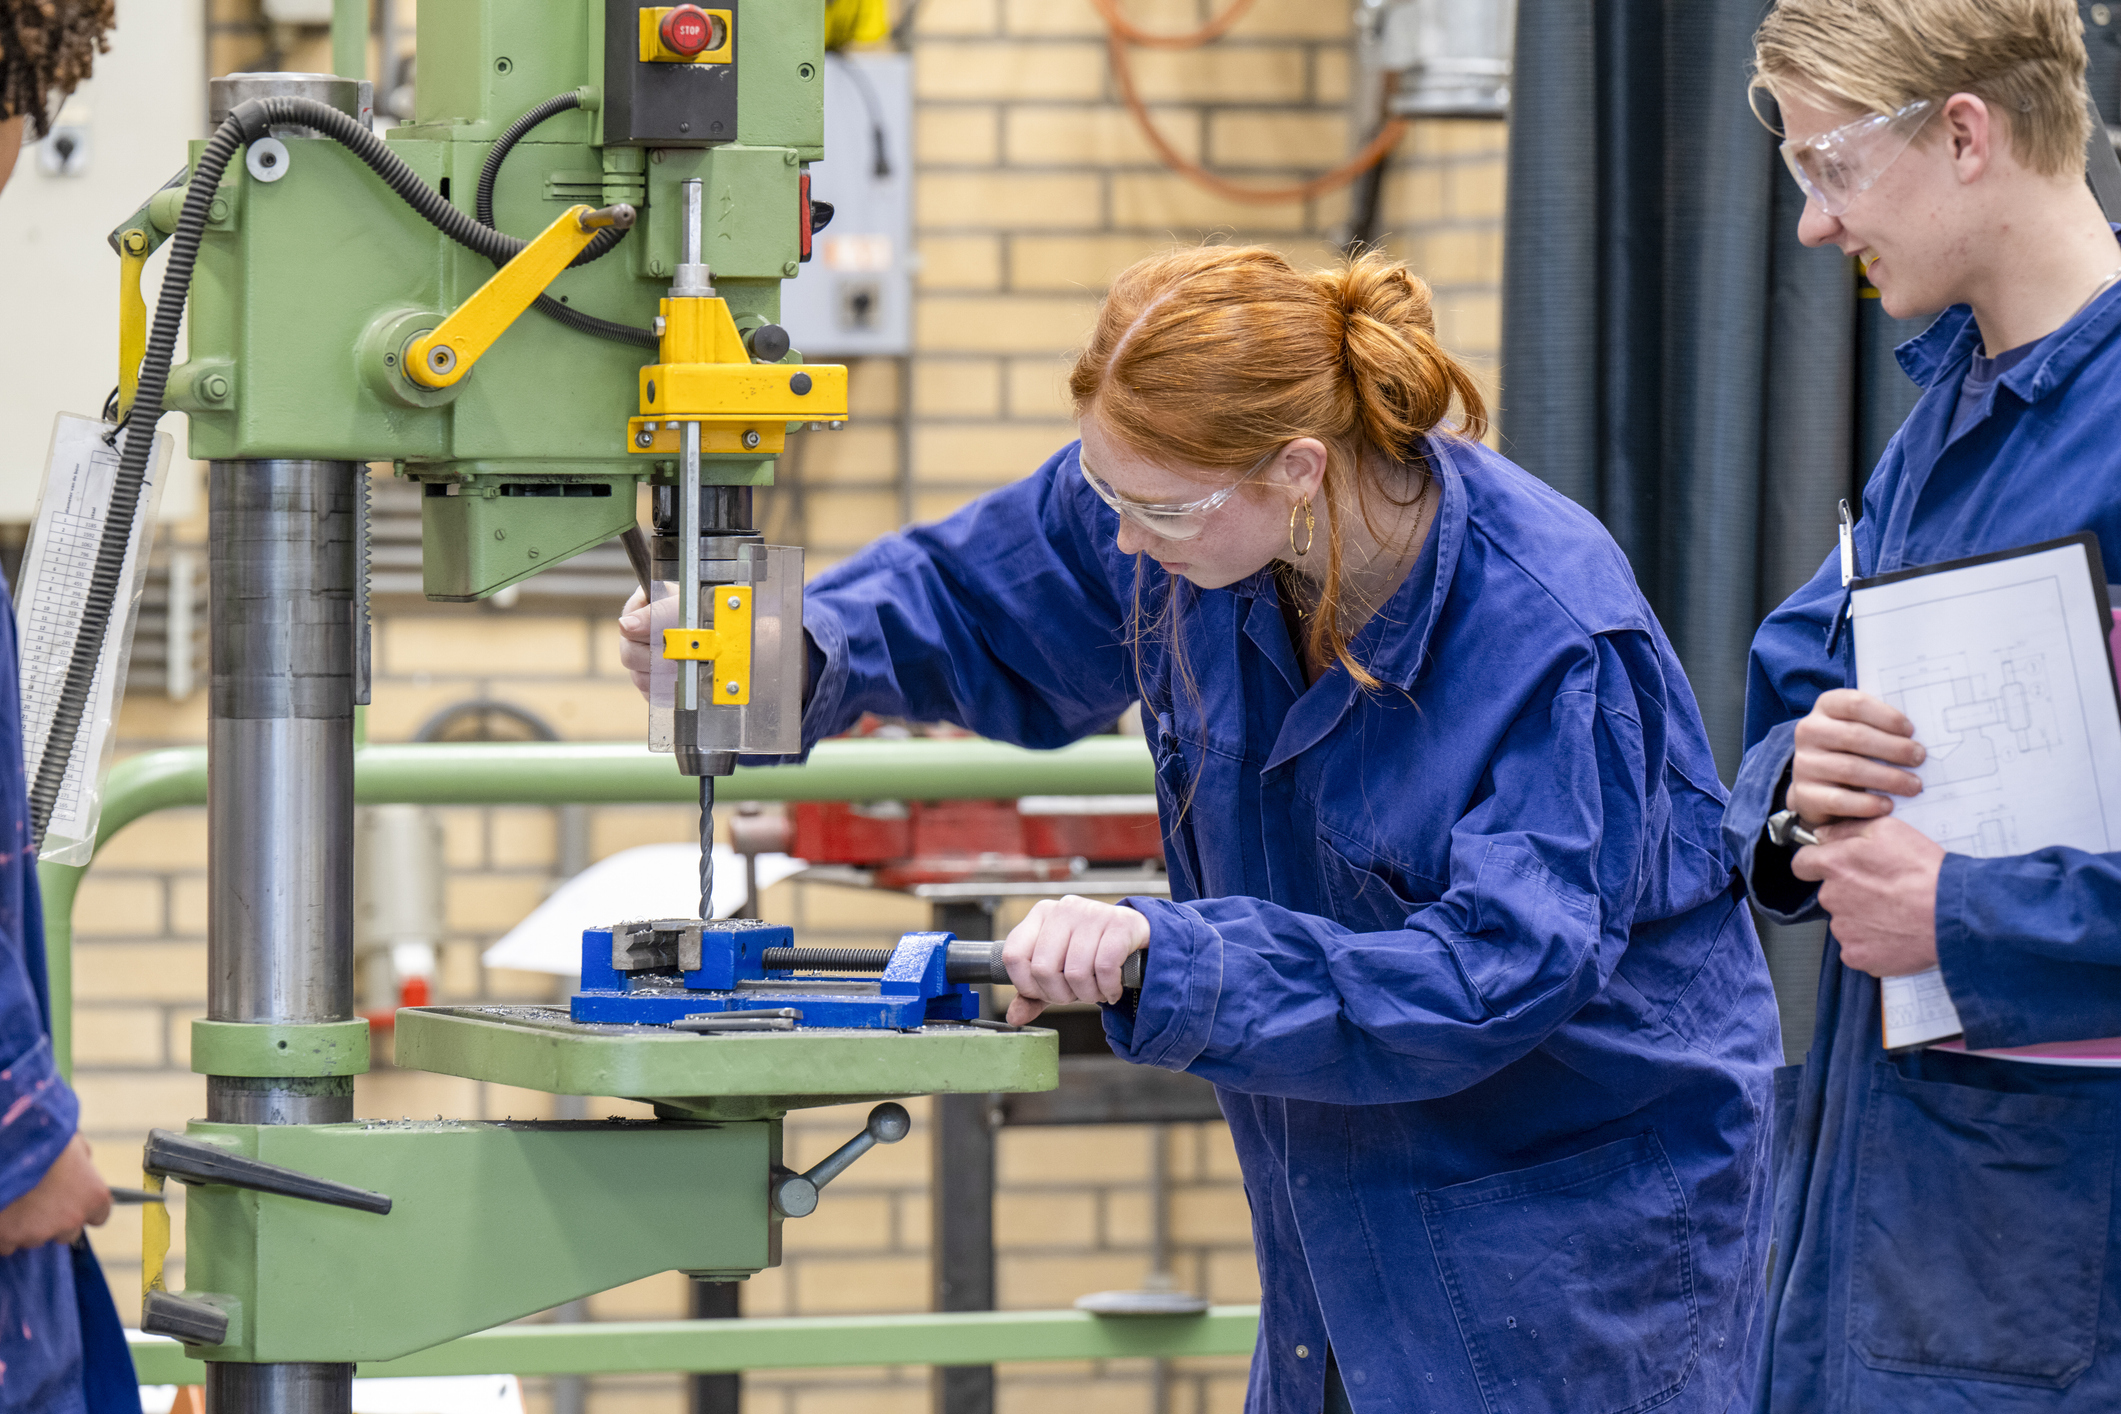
xmin=1851 ymin=539 xmax=2121 ymax=1047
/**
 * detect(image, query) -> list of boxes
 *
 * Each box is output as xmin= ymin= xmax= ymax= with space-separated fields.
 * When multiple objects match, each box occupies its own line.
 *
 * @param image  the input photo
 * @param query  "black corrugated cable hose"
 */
xmin=475 ymin=89 xmax=657 ymax=347
xmin=28 ymin=94 xmax=656 ymax=847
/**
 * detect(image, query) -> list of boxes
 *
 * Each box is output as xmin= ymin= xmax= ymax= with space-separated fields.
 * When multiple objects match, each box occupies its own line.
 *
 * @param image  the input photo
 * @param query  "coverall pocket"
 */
xmin=1848 ymin=1061 xmax=2114 ymax=1388
xmin=1420 ymin=1131 xmax=1699 ymax=1414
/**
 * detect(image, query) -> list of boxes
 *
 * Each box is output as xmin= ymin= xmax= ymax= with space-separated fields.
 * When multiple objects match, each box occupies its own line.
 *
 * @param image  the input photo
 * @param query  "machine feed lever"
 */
xmin=144 ymin=1129 xmax=393 ymax=1215
xmin=769 ymin=1103 xmax=910 ymax=1219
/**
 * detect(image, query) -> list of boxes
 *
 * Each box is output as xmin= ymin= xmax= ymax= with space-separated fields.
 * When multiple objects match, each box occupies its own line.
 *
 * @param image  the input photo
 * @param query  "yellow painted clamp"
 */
xmin=663 ymin=585 xmax=753 ymax=704
xmin=405 ymin=203 xmax=635 ymax=389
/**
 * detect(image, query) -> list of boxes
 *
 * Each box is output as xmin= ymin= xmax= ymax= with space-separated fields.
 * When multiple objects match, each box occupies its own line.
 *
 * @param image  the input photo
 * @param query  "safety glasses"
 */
xmin=1778 ymin=99 xmax=1934 ymax=216
xmin=1078 ymin=444 xmax=1284 ymax=542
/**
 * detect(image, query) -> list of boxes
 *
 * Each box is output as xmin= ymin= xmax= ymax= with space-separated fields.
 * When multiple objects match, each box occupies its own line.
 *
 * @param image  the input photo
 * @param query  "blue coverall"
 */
xmin=803 ymin=437 xmax=1782 ymax=1413
xmin=1727 ymin=282 xmax=2121 ymax=1411
xmin=0 ymin=571 xmax=133 ymax=1413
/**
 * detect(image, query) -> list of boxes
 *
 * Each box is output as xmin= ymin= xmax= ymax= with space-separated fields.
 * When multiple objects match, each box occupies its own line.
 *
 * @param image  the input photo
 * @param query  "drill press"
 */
xmin=76 ymin=6 xmax=1055 ymax=1409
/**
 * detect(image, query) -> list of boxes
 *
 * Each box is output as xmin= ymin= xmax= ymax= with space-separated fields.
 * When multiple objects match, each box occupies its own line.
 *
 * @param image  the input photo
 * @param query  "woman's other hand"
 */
xmin=618 ymin=586 xmax=656 ymax=697
xmin=0 ymin=1134 xmax=111 ymax=1256
xmin=1788 ymin=688 xmax=1925 ymax=826
xmin=1001 ymin=895 xmax=1151 ymax=1025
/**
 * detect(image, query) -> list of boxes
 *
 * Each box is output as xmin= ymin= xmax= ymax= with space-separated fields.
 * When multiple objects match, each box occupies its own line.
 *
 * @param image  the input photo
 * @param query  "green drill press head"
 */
xmin=169 ymin=0 xmax=831 ymax=600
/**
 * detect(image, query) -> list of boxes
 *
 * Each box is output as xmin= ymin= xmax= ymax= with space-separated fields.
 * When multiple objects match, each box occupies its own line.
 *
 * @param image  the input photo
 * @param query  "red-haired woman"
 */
xmin=621 ymin=247 xmax=1778 ymax=1413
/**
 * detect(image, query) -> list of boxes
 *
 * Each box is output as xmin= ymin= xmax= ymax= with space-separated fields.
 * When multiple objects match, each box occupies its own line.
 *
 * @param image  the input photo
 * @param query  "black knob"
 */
xmin=748 ymin=324 xmax=791 ymax=362
xmin=789 ymin=371 xmax=813 ymax=396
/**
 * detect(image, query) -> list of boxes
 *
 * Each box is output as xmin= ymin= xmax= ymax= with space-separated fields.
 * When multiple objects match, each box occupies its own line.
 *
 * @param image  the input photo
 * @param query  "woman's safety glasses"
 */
xmin=1778 ymin=99 xmax=1934 ymax=216
xmin=1078 ymin=444 xmax=1283 ymax=542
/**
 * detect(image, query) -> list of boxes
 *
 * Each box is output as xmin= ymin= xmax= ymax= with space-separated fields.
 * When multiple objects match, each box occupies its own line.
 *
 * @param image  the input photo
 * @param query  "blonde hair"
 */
xmin=1069 ymin=245 xmax=1486 ymax=690
xmin=1752 ymin=0 xmax=2093 ymax=178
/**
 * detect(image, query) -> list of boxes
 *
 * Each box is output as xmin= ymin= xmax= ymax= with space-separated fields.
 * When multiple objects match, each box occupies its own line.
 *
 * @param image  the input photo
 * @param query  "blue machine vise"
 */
xmin=571 ymin=918 xmax=985 ymax=1030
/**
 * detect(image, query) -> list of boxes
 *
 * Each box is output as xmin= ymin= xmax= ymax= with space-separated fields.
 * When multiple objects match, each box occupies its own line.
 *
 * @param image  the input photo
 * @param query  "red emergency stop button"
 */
xmin=660 ymin=4 xmax=715 ymax=56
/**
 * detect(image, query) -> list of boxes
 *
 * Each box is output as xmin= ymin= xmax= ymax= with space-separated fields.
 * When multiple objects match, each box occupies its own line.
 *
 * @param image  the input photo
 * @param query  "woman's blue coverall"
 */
xmin=1728 ymin=281 xmax=2121 ymax=1411
xmin=801 ymin=435 xmax=1781 ymax=1414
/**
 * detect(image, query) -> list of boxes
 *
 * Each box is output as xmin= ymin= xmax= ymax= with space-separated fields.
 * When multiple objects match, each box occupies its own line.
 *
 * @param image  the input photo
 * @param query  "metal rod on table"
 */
xmin=678 ymin=423 xmax=701 ymax=716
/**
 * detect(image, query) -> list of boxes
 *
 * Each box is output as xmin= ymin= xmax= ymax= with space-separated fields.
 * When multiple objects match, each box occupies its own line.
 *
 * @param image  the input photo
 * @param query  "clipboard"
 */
xmin=1847 ymin=533 xmax=2121 ymax=1049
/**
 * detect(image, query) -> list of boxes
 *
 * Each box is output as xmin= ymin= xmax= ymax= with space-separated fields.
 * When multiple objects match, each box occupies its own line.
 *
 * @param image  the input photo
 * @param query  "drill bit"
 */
xmin=699 ymin=774 xmax=715 ymax=920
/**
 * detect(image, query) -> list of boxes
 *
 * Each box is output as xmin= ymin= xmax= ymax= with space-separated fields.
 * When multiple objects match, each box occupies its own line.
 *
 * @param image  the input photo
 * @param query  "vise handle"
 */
xmin=762 ymin=940 xmax=1143 ymax=990
xmin=144 ymin=1129 xmax=393 ymax=1216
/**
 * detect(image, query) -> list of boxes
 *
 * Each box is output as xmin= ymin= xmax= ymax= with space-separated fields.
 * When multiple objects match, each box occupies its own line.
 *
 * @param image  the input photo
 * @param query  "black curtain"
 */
xmin=1498 ymin=0 xmax=1927 ymax=1054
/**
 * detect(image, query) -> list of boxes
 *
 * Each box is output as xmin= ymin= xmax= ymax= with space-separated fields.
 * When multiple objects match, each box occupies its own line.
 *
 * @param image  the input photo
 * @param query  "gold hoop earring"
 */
xmin=1287 ymin=496 xmax=1315 ymax=558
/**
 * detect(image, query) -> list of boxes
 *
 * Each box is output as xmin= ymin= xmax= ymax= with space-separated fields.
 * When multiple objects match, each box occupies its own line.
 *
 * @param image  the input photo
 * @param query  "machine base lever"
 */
xmin=144 ymin=1128 xmax=393 ymax=1215
xmin=769 ymin=1103 xmax=910 ymax=1219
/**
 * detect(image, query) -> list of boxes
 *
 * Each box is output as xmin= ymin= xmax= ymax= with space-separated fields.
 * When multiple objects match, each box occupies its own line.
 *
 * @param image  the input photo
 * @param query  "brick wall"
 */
xmin=71 ymin=3 xmax=1505 ymax=1409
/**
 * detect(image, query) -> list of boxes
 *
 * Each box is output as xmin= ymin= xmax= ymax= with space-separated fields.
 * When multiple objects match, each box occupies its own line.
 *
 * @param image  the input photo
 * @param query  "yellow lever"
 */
xmin=405 ymin=203 xmax=635 ymax=389
xmin=662 ymin=586 xmax=753 ymax=704
xmin=117 ymin=228 xmax=150 ymax=418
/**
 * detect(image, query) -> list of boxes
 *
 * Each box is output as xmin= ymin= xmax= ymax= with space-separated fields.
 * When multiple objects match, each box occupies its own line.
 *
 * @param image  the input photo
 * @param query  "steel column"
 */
xmin=206 ymin=459 xmax=360 ymax=1409
xmin=932 ymin=898 xmax=998 ymax=1414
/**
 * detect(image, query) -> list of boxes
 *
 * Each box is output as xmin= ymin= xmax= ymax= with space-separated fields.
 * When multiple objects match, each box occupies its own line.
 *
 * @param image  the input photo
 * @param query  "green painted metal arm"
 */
xmin=45 ymin=737 xmax=1153 ymax=1077
xmin=127 ymin=1305 xmax=1260 ymax=1384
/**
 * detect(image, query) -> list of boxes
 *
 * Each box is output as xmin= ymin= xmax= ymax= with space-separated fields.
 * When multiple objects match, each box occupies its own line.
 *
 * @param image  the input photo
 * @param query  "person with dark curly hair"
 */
xmin=0 ymin=8 xmax=136 ymax=1414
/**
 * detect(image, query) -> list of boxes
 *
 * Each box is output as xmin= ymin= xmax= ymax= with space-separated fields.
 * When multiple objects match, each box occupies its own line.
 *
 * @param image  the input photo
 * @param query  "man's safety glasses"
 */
xmin=1778 ymin=99 xmax=1934 ymax=217
xmin=1078 ymin=445 xmax=1283 ymax=542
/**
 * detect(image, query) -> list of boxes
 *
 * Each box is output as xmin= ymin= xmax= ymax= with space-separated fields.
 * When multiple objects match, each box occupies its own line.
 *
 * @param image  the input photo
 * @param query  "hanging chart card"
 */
xmin=1850 ymin=533 xmax=2121 ymax=1049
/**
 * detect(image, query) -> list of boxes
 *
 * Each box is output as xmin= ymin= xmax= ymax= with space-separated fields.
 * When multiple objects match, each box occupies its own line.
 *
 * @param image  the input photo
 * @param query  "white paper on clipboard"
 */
xmin=16 ymin=413 xmax=173 ymax=865
xmin=1850 ymin=534 xmax=2121 ymax=1048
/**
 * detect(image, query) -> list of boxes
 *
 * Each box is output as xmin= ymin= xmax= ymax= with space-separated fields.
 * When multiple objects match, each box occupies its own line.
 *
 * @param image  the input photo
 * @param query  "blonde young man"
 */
xmin=1730 ymin=2 xmax=2121 ymax=1410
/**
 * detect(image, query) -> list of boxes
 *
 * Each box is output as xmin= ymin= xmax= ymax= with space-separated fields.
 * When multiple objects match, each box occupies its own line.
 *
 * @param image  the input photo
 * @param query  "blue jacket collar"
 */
xmin=1894 ymin=226 xmax=2121 ymax=400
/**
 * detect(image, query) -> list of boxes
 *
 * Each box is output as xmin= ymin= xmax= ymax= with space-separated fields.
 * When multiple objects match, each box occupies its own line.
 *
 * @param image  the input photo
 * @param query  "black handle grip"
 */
xmin=144 ymin=1129 xmax=392 ymax=1216
xmin=944 ymin=940 xmax=1143 ymax=991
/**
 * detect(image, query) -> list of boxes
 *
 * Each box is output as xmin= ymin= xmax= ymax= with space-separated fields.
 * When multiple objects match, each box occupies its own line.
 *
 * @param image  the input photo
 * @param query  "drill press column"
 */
xmin=205 ymin=459 xmax=360 ymax=1413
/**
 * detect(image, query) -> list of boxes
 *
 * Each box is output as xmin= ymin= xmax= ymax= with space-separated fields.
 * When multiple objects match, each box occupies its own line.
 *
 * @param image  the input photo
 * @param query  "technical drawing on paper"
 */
xmin=1870 ymin=646 xmax=2067 ymax=856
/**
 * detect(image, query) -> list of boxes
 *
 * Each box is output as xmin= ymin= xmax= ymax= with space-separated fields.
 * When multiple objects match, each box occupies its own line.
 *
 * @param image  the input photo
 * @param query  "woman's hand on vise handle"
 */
xmin=1001 ymin=896 xmax=1150 ymax=1026
xmin=1787 ymin=688 xmax=1925 ymax=826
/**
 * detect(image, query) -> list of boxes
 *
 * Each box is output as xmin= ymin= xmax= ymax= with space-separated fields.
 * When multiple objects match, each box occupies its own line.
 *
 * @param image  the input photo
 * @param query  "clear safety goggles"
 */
xmin=1778 ymin=98 xmax=1934 ymax=216
xmin=1078 ymin=444 xmax=1283 ymax=542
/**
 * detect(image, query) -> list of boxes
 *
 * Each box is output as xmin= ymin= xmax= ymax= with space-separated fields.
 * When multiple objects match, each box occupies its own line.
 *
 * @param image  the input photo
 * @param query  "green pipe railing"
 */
xmin=127 ymin=1307 xmax=1261 ymax=1385
xmin=46 ymin=735 xmax=1154 ymax=1078
xmin=53 ymin=736 xmax=1238 ymax=1386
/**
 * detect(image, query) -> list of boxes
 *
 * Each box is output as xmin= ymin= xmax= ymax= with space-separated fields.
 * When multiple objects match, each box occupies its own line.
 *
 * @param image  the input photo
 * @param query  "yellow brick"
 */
xmin=114 ymin=693 xmax=209 ymax=748
xmin=1228 ymin=0 xmax=1361 ymax=39
xmin=791 ymin=883 xmax=934 ymax=934
xmin=73 ymin=941 xmax=203 ymax=1004
xmin=915 ymin=359 xmax=1004 ymax=417
xmin=805 ymin=490 xmax=903 ymax=547
xmin=799 ymin=426 xmax=900 ymax=486
xmin=915 ymin=42 xmax=1107 ymax=102
xmin=445 ymin=873 xmax=549 ymax=933
xmin=999 ymin=1125 xmax=1151 ymax=1184
xmin=910 ymin=489 xmax=1005 ymax=523
xmin=998 ymin=1253 xmax=1150 ymax=1308
xmin=73 ymin=1071 xmax=202 ymax=1133
xmin=1200 ymin=1126 xmax=1244 ymax=1180
xmin=93 ymin=808 xmax=208 ymax=869
xmin=431 ymin=806 xmax=488 ymax=869
xmin=480 ymin=678 xmax=650 ymax=741
xmin=474 ymin=1081 xmax=562 ymax=1120
xmin=586 ymin=1379 xmax=686 ymax=1414
xmin=847 ymin=357 xmax=902 ymax=416
xmin=1204 ymin=1249 xmax=1262 ymax=1303
xmin=918 ymin=172 xmax=1104 ymax=231
xmin=998 ymin=1376 xmax=1152 ymax=1414
xmin=1005 ymin=360 xmax=1075 ymax=419
xmin=1207 ymin=110 xmax=1349 ymax=169
xmin=168 ymin=876 xmax=207 ymax=937
xmin=588 ymin=1269 xmax=691 ymax=1321
xmin=790 ymin=1254 xmax=931 ymax=1313
xmin=1103 ymin=1188 xmax=1151 ymax=1246
xmin=1009 ymin=234 xmax=1192 ymax=292
xmin=896 ymin=1191 xmax=933 ymax=1249
xmin=356 ymin=1066 xmax=482 ymax=1120
xmin=487 ymin=809 xmax=557 ymax=871
xmin=788 ymin=1383 xmax=931 ymax=1414
xmin=744 ymin=1261 xmax=793 ymax=1316
xmin=912 ymin=0 xmax=1000 ymax=36
xmin=1168 ymin=1185 xmax=1255 ymax=1245
xmin=70 ymin=1006 xmax=165 ymax=1067
xmin=87 ymin=1214 xmax=143 ymax=1262
xmin=1314 ymin=46 xmax=1349 ymax=103
xmin=1203 ymin=1373 xmax=1251 ymax=1414
xmin=167 ymin=1009 xmax=201 ymax=1068
xmin=1436 ymin=291 xmax=1501 ymax=355
xmin=914 ymin=423 xmax=1073 ymax=482
xmin=994 ymin=1191 xmax=1098 ymax=1249
xmin=1381 ymin=161 xmax=1448 ymax=226
xmin=384 ymin=615 xmax=591 ymax=677
xmin=1002 ymin=0 xmax=1201 ymax=35
xmin=1124 ymin=47 xmax=1307 ymax=105
xmin=917 ymin=105 xmax=1000 ymax=164
xmin=1004 ymin=106 xmax=1200 ymax=167
xmin=918 ymin=234 xmax=1004 ymax=291
xmin=1447 ymin=156 xmax=1507 ymax=220
xmin=917 ymin=295 xmax=1099 ymax=353
xmin=778 ymin=1192 xmax=897 ymax=1253
xmin=1416 ymin=118 xmax=1508 ymax=158
xmin=589 ymin=805 xmax=699 ymax=859
xmin=439 ymin=940 xmax=483 ymax=997
xmin=1108 ymin=173 xmax=1310 ymax=234
xmin=482 ymin=968 xmax=565 ymax=1006
xmin=360 ymin=679 xmax=491 ymax=743
xmin=71 ymin=876 xmax=163 ymax=938
xmin=1407 ymin=227 xmax=1500 ymax=288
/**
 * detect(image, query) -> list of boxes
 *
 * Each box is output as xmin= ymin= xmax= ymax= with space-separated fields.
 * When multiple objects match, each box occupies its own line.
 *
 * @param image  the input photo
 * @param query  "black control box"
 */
xmin=604 ymin=1 xmax=741 ymax=147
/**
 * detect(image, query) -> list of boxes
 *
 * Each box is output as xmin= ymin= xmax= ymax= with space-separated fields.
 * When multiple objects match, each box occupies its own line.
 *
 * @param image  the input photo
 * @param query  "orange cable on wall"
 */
xmin=1088 ymin=0 xmax=1407 ymax=207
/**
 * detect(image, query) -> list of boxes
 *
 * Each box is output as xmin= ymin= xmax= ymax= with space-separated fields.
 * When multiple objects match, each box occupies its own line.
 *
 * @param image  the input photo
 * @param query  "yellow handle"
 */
xmin=662 ymin=586 xmax=753 ymax=704
xmin=117 ymin=229 xmax=150 ymax=419
xmin=141 ymin=1171 xmax=169 ymax=1299
xmin=404 ymin=203 xmax=634 ymax=389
